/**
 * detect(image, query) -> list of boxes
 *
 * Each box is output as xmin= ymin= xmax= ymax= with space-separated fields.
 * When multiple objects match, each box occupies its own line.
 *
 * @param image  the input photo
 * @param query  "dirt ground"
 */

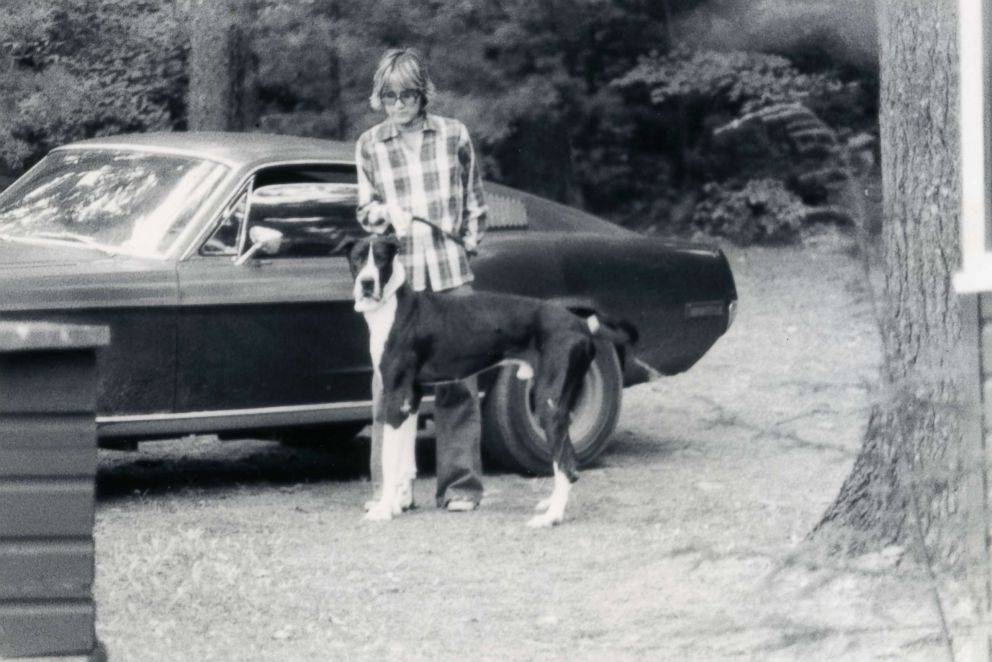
xmin=92 ymin=230 xmax=980 ymax=661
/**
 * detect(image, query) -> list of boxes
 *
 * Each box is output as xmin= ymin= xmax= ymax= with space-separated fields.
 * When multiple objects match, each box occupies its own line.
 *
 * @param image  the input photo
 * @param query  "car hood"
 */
xmin=0 ymin=240 xmax=120 ymax=269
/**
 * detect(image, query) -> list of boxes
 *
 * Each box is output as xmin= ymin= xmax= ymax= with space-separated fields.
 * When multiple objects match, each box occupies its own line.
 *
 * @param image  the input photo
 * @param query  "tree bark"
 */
xmin=812 ymin=0 xmax=965 ymax=565
xmin=187 ymin=0 xmax=257 ymax=132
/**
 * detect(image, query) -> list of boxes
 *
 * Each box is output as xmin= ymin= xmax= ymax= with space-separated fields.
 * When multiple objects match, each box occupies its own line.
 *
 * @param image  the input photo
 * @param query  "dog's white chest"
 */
xmin=364 ymin=295 xmax=397 ymax=368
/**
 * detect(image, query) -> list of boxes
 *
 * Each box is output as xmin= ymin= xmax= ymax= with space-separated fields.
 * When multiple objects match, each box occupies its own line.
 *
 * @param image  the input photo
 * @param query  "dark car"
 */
xmin=0 ymin=132 xmax=737 ymax=474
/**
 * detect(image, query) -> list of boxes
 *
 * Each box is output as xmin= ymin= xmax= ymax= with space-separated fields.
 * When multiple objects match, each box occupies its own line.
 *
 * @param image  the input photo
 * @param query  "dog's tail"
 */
xmin=585 ymin=313 xmax=638 ymax=346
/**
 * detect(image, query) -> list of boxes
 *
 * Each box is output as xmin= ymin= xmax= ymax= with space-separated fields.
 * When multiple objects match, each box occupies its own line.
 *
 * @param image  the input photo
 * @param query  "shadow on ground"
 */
xmin=96 ymin=433 xmax=442 ymax=500
xmin=600 ymin=428 xmax=693 ymax=464
xmin=96 ymin=423 xmax=687 ymax=501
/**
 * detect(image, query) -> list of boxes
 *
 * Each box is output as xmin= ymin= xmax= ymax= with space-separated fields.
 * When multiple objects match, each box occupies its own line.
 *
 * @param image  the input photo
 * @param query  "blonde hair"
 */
xmin=368 ymin=47 xmax=436 ymax=111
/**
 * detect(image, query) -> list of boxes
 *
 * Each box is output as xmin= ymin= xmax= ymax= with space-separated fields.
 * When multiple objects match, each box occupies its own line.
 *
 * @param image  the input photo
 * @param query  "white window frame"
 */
xmin=956 ymin=0 xmax=992 ymax=292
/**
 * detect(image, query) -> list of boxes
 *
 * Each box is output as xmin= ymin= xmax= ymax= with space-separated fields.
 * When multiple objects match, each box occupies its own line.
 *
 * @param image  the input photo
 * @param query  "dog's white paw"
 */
xmin=526 ymin=512 xmax=562 ymax=528
xmin=397 ymin=480 xmax=415 ymax=511
xmin=534 ymin=498 xmax=551 ymax=512
xmin=364 ymin=502 xmax=394 ymax=521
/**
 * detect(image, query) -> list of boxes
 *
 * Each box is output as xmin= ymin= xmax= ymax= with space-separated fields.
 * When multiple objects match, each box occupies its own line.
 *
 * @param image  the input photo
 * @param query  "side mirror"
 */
xmin=234 ymin=226 xmax=284 ymax=266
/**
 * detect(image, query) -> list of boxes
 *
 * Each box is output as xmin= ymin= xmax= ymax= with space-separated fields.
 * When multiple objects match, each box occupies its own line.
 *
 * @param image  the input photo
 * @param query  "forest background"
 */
xmin=0 ymin=0 xmax=880 ymax=245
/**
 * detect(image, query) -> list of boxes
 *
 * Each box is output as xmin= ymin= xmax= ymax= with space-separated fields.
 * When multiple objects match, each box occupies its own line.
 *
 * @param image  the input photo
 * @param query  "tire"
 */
xmin=481 ymin=340 xmax=623 ymax=475
xmin=278 ymin=421 xmax=367 ymax=449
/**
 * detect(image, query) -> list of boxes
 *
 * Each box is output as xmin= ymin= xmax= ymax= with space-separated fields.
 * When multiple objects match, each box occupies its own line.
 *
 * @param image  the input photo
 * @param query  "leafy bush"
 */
xmin=611 ymin=45 xmax=874 ymax=242
xmin=615 ymin=47 xmax=845 ymax=114
xmin=0 ymin=0 xmax=186 ymax=170
xmin=692 ymin=178 xmax=806 ymax=245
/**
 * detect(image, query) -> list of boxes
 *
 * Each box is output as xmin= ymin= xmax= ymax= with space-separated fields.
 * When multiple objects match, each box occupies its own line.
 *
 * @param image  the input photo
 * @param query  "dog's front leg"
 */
xmin=365 ymin=412 xmax=417 ymax=521
xmin=395 ymin=409 xmax=418 ymax=511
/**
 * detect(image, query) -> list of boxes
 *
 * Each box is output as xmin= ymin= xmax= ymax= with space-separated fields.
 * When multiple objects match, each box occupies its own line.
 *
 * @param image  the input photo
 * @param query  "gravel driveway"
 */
xmin=93 ymin=230 xmax=969 ymax=661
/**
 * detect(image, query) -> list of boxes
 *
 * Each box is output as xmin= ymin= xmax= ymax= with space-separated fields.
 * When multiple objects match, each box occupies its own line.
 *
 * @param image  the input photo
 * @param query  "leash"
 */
xmin=411 ymin=216 xmax=469 ymax=250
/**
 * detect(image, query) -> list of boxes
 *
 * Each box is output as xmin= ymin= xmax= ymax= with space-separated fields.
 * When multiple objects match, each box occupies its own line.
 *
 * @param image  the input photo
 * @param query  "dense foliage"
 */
xmin=0 ymin=0 xmax=186 ymax=174
xmin=691 ymin=179 xmax=805 ymax=244
xmin=0 ymin=0 xmax=879 ymax=244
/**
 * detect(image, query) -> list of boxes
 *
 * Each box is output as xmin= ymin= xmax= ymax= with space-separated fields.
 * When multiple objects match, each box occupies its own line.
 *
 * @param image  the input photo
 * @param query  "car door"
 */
xmin=175 ymin=166 xmax=371 ymax=417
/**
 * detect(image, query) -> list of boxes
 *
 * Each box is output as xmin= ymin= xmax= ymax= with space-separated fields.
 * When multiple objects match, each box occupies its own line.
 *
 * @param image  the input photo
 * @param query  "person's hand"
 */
xmin=463 ymin=236 xmax=478 ymax=258
xmin=385 ymin=205 xmax=412 ymax=236
xmin=370 ymin=205 xmax=412 ymax=236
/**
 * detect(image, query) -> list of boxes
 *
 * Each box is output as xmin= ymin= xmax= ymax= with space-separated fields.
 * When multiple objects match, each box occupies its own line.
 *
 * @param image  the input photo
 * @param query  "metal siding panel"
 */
xmin=959 ymin=294 xmax=992 ymax=638
xmin=0 ymin=480 xmax=94 ymax=538
xmin=980 ymin=292 xmax=992 ymax=322
xmin=0 ymin=448 xmax=94 ymax=479
xmin=0 ymin=415 xmax=96 ymax=477
xmin=0 ymin=322 xmax=101 ymax=659
xmin=0 ymin=601 xmax=94 ymax=657
xmin=0 ymin=540 xmax=93 ymax=600
xmin=983 ymin=318 xmax=992 ymax=375
xmin=983 ymin=379 xmax=992 ymax=429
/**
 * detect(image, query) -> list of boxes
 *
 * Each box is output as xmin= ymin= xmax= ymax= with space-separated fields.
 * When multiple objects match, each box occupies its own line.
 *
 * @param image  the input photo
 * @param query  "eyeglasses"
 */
xmin=380 ymin=89 xmax=420 ymax=105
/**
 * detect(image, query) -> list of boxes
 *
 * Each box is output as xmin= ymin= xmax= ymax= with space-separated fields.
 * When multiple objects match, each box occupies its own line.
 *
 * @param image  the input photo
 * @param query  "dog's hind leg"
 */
xmin=527 ymin=402 xmax=578 ymax=527
xmin=527 ymin=337 xmax=593 ymax=528
xmin=527 ymin=460 xmax=573 ymax=528
xmin=532 ymin=410 xmax=575 ymax=515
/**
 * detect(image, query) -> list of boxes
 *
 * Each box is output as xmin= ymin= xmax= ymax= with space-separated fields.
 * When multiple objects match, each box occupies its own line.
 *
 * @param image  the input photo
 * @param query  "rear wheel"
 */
xmin=481 ymin=340 xmax=623 ymax=475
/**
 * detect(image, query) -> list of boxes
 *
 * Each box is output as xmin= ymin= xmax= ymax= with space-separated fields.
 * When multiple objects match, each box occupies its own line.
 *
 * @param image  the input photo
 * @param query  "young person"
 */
xmin=355 ymin=47 xmax=487 ymax=511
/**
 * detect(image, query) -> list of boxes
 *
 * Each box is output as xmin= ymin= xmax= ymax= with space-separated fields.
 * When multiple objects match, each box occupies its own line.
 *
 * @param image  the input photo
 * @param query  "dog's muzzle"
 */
xmin=359 ymin=278 xmax=378 ymax=300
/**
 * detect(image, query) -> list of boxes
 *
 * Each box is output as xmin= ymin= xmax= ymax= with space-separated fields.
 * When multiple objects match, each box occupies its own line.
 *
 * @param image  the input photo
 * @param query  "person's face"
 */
xmin=381 ymin=73 xmax=423 ymax=129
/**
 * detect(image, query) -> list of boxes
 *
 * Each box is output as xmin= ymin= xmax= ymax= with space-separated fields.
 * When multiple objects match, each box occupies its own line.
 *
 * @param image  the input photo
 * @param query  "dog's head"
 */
xmin=345 ymin=233 xmax=402 ymax=311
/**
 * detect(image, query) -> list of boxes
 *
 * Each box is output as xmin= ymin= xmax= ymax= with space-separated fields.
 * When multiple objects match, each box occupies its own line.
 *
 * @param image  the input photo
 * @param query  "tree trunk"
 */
xmin=187 ymin=0 xmax=257 ymax=132
xmin=812 ymin=1 xmax=965 ymax=565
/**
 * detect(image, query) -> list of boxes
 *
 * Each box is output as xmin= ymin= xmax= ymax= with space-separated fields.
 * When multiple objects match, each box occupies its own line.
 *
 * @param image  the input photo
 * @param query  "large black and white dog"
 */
xmin=347 ymin=234 xmax=634 ymax=527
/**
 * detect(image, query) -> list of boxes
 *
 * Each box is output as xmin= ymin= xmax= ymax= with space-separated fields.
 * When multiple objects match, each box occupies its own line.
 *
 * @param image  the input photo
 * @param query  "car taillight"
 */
xmin=727 ymin=300 xmax=737 ymax=331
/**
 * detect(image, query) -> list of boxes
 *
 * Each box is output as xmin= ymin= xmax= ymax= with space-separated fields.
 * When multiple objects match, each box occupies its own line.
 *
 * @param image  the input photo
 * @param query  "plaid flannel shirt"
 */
xmin=355 ymin=113 xmax=487 ymax=292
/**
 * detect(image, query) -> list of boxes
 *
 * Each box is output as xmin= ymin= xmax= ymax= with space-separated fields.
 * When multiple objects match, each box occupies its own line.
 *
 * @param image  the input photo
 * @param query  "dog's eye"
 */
xmin=372 ymin=246 xmax=392 ymax=265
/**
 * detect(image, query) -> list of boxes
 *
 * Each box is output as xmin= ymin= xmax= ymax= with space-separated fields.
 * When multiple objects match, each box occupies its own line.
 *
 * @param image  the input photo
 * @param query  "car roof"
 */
xmin=53 ymin=131 xmax=635 ymax=237
xmin=56 ymin=131 xmax=354 ymax=168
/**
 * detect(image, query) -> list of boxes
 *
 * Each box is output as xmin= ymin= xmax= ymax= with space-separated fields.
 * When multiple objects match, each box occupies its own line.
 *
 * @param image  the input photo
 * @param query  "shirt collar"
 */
xmin=373 ymin=113 xmax=439 ymax=143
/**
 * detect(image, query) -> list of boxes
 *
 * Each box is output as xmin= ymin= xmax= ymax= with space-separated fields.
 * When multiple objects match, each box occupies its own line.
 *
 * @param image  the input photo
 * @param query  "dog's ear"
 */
xmin=339 ymin=237 xmax=358 ymax=258
xmin=378 ymin=232 xmax=401 ymax=258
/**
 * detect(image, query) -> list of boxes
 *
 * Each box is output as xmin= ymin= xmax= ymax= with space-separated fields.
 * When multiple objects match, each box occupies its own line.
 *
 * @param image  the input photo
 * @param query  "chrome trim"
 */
xmin=95 ymin=395 xmax=447 ymax=439
xmin=684 ymin=300 xmax=726 ymax=318
xmin=98 ymin=399 xmax=376 ymax=424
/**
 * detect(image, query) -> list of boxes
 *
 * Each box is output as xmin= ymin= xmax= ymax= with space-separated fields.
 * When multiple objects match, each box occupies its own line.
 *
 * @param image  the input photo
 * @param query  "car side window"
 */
xmin=198 ymin=165 xmax=362 ymax=259
xmin=245 ymin=182 xmax=363 ymax=258
xmin=201 ymin=189 xmax=248 ymax=256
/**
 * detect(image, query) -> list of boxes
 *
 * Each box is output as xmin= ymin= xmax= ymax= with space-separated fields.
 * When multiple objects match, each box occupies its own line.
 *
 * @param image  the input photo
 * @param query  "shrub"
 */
xmin=615 ymin=47 xmax=845 ymax=115
xmin=692 ymin=178 xmax=806 ymax=245
xmin=0 ymin=0 xmax=186 ymax=170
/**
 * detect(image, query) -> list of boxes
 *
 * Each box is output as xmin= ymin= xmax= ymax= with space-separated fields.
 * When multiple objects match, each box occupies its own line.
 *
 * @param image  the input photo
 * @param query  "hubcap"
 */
xmin=524 ymin=359 xmax=604 ymax=454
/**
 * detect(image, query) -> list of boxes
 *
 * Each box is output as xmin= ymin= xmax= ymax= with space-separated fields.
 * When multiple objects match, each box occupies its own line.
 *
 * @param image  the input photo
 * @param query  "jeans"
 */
xmin=369 ymin=283 xmax=484 ymax=507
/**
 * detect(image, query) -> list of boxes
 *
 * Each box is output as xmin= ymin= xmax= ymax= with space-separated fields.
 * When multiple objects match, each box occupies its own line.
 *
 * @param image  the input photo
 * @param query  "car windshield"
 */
xmin=0 ymin=149 xmax=228 ymax=258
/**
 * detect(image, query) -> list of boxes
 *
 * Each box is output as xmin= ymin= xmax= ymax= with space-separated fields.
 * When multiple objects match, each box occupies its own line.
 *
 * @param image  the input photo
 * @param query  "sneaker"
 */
xmin=446 ymin=499 xmax=479 ymax=512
